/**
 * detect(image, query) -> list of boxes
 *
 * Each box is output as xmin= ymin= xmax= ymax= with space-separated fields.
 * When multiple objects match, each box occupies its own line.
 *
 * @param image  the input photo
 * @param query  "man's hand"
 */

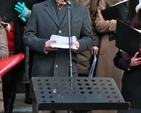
xmin=45 ymin=40 xmax=58 ymax=51
xmin=71 ymin=41 xmax=80 ymax=52
xmin=14 ymin=2 xmax=31 ymax=22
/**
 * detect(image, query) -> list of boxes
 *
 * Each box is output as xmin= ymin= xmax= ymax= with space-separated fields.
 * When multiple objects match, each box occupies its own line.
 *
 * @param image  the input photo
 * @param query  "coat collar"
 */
xmin=44 ymin=0 xmax=76 ymax=28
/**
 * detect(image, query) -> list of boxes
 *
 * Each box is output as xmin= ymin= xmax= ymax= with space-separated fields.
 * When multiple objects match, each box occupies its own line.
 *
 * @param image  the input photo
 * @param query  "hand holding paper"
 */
xmin=119 ymin=49 xmax=132 ymax=60
xmin=50 ymin=34 xmax=77 ymax=50
xmin=130 ymin=52 xmax=141 ymax=67
xmin=44 ymin=40 xmax=58 ymax=51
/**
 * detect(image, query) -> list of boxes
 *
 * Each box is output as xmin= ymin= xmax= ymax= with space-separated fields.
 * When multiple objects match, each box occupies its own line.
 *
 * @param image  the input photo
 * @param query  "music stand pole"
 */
xmin=67 ymin=1 xmax=73 ymax=77
xmin=67 ymin=2 xmax=73 ymax=113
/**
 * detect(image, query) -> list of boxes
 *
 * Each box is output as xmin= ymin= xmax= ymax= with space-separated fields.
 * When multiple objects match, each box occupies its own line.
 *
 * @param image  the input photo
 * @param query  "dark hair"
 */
xmin=132 ymin=9 xmax=141 ymax=28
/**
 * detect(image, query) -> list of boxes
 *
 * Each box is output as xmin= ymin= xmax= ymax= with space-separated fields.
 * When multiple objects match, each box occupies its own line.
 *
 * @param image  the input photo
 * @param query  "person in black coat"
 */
xmin=0 ymin=0 xmax=38 ymax=112
xmin=126 ymin=0 xmax=139 ymax=20
xmin=14 ymin=0 xmax=47 ymax=105
xmin=114 ymin=1 xmax=141 ymax=112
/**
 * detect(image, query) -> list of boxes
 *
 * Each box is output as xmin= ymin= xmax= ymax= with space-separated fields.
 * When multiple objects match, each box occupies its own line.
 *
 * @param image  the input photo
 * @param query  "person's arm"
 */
xmin=14 ymin=2 xmax=31 ymax=22
xmin=95 ymin=0 xmax=117 ymax=34
xmin=77 ymin=7 xmax=94 ymax=53
xmin=0 ymin=21 xmax=9 ymax=59
xmin=113 ymin=50 xmax=141 ymax=71
xmin=90 ymin=0 xmax=100 ymax=55
xmin=113 ymin=50 xmax=132 ymax=71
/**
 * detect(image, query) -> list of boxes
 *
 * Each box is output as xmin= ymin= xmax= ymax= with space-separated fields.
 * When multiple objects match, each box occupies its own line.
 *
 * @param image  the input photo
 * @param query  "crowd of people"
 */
xmin=0 ymin=0 xmax=141 ymax=113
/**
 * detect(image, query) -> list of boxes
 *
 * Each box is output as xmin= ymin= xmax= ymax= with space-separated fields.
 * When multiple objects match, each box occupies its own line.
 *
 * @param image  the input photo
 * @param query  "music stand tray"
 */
xmin=32 ymin=77 xmax=130 ymax=110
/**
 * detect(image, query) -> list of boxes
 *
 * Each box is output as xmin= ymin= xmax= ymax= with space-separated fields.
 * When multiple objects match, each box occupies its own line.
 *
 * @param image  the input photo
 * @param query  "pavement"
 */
xmin=13 ymin=93 xmax=32 ymax=113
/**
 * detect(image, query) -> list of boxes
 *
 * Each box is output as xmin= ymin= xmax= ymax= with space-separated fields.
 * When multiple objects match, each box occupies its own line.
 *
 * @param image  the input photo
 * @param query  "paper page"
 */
xmin=112 ymin=0 xmax=128 ymax=7
xmin=133 ymin=28 xmax=141 ymax=33
xmin=50 ymin=34 xmax=77 ymax=49
xmin=119 ymin=49 xmax=128 ymax=54
xmin=88 ymin=55 xmax=97 ymax=77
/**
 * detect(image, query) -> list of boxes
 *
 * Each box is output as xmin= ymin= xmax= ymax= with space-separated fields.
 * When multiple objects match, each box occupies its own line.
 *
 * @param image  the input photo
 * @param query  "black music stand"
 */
xmin=32 ymin=77 xmax=130 ymax=111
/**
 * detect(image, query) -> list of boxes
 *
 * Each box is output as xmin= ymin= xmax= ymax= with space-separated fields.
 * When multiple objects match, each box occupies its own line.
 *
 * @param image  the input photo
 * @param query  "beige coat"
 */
xmin=75 ymin=0 xmax=99 ymax=76
xmin=93 ymin=0 xmax=123 ymax=113
xmin=0 ymin=21 xmax=9 ymax=113
xmin=0 ymin=21 xmax=9 ymax=59
xmin=0 ymin=79 xmax=3 ymax=113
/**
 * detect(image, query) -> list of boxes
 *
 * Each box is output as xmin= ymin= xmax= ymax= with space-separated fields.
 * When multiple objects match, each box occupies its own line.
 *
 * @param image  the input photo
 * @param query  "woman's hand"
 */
xmin=91 ymin=46 xmax=99 ymax=55
xmin=130 ymin=52 xmax=141 ymax=66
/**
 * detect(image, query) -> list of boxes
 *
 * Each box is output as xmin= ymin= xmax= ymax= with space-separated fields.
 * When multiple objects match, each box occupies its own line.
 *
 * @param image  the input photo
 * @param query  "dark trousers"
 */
xmin=2 ymin=70 xmax=17 ymax=94
xmin=2 ymin=69 xmax=17 ymax=113
xmin=25 ymin=50 xmax=34 ymax=95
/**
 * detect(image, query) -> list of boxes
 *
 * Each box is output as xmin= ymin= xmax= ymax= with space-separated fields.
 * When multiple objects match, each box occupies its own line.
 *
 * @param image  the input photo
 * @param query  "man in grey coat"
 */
xmin=23 ymin=0 xmax=94 ymax=112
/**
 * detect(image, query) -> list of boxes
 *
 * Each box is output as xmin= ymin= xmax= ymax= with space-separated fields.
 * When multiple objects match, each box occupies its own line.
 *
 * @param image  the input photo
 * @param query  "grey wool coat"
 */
xmin=23 ymin=0 xmax=94 ymax=79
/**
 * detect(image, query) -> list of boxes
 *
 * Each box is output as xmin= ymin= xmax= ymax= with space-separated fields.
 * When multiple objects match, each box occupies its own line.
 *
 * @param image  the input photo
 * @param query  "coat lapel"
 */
xmin=60 ymin=0 xmax=77 ymax=28
xmin=44 ymin=0 xmax=60 ymax=27
xmin=43 ymin=0 xmax=77 ymax=28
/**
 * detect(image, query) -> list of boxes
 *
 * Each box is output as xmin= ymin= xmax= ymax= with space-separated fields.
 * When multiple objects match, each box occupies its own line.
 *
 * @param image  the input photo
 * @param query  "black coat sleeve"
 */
xmin=113 ymin=50 xmax=134 ymax=71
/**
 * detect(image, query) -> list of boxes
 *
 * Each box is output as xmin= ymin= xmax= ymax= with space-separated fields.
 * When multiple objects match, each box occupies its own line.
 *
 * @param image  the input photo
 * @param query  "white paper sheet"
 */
xmin=112 ymin=0 xmax=128 ymax=7
xmin=50 ymin=34 xmax=77 ymax=49
xmin=88 ymin=55 xmax=97 ymax=77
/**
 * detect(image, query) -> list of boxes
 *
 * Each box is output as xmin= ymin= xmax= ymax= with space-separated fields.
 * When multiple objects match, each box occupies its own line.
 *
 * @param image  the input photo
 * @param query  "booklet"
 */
xmin=101 ymin=0 xmax=128 ymax=21
xmin=116 ymin=19 xmax=141 ymax=56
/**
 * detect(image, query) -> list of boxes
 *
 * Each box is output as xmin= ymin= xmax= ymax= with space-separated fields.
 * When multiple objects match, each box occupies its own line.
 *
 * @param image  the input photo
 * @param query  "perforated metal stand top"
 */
xmin=32 ymin=77 xmax=130 ymax=110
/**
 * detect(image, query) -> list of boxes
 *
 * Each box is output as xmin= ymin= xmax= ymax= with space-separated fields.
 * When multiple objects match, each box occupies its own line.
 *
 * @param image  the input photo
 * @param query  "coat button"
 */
xmin=58 ymin=30 xmax=62 ymax=33
xmin=55 ymin=65 xmax=58 ymax=68
xmin=127 ymin=67 xmax=131 ymax=71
